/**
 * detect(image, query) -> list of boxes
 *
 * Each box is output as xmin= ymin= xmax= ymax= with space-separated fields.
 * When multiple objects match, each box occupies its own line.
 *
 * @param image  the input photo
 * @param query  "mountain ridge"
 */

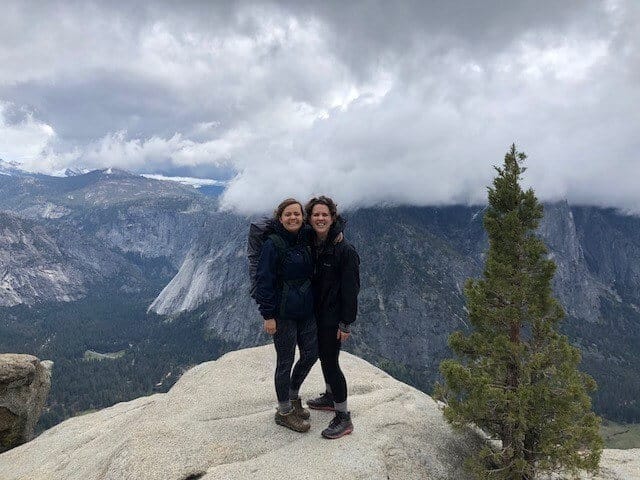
xmin=1 ymin=173 xmax=640 ymax=425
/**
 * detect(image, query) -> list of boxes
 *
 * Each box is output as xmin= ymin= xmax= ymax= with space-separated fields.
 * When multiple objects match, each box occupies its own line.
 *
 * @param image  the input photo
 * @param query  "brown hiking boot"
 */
xmin=291 ymin=398 xmax=310 ymax=420
xmin=274 ymin=409 xmax=311 ymax=432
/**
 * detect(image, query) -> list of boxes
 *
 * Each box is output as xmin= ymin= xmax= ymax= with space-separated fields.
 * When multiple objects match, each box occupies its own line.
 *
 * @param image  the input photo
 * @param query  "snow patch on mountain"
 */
xmin=0 ymin=159 xmax=28 ymax=176
xmin=51 ymin=167 xmax=90 ymax=177
xmin=141 ymin=173 xmax=227 ymax=188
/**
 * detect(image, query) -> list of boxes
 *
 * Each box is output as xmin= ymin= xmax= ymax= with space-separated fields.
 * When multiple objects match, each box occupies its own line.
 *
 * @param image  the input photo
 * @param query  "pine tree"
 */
xmin=437 ymin=145 xmax=602 ymax=479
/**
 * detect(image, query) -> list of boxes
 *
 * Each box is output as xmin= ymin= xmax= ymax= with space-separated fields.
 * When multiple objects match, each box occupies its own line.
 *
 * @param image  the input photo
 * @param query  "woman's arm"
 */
xmin=339 ymin=244 xmax=360 ymax=332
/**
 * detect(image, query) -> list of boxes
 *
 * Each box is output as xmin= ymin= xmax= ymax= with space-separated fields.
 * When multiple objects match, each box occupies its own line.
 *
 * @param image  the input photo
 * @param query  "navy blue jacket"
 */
xmin=255 ymin=223 xmax=314 ymax=321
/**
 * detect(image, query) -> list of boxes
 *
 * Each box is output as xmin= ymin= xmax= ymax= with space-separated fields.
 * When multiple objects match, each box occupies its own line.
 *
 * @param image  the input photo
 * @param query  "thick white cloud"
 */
xmin=0 ymin=0 xmax=638 ymax=213
xmin=0 ymin=103 xmax=56 ymax=168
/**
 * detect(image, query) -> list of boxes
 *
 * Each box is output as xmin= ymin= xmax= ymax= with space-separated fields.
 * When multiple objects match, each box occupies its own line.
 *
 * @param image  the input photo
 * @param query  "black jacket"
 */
xmin=255 ymin=223 xmax=314 ymax=321
xmin=311 ymin=219 xmax=360 ymax=329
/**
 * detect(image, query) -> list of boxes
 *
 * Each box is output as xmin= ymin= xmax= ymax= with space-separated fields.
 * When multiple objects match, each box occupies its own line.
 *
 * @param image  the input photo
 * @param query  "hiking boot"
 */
xmin=307 ymin=391 xmax=335 ymax=411
xmin=274 ymin=409 xmax=311 ymax=433
xmin=291 ymin=397 xmax=310 ymax=420
xmin=321 ymin=411 xmax=353 ymax=439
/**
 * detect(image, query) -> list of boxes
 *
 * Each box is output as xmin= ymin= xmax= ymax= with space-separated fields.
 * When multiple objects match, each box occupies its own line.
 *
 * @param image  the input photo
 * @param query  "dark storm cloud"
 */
xmin=280 ymin=0 xmax=607 ymax=75
xmin=0 ymin=0 xmax=638 ymax=213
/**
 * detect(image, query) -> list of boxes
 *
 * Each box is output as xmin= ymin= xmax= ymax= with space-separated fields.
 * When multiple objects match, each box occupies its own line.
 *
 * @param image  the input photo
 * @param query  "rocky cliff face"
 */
xmin=538 ymin=202 xmax=604 ymax=323
xmin=149 ymin=203 xmax=640 ymax=420
xmin=571 ymin=206 xmax=640 ymax=308
xmin=0 ymin=346 xmax=635 ymax=480
xmin=2 ymin=170 xmax=640 ymax=422
xmin=150 ymin=203 xmax=614 ymax=362
xmin=148 ymin=213 xmax=249 ymax=315
xmin=0 ymin=212 xmax=83 ymax=306
xmin=0 ymin=209 xmax=177 ymax=307
xmin=0 ymin=170 xmax=216 ymax=306
xmin=0 ymin=168 xmax=214 ymax=260
xmin=71 ymin=197 xmax=210 ymax=268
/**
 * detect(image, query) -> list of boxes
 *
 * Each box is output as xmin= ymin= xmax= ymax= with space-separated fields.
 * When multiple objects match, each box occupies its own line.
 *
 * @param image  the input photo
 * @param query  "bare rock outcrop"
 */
xmin=0 ymin=346 xmax=637 ymax=479
xmin=0 ymin=346 xmax=483 ymax=480
xmin=0 ymin=354 xmax=52 ymax=452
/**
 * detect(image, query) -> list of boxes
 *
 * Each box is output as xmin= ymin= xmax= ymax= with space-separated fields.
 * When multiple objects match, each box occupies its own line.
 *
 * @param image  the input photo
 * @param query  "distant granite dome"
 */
xmin=0 ymin=346 xmax=636 ymax=480
xmin=59 ymin=167 xmax=88 ymax=177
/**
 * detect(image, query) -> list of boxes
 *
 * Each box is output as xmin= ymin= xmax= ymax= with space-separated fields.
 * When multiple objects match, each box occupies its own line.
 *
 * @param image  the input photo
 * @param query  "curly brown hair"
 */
xmin=304 ymin=195 xmax=338 ymax=220
xmin=274 ymin=198 xmax=304 ymax=219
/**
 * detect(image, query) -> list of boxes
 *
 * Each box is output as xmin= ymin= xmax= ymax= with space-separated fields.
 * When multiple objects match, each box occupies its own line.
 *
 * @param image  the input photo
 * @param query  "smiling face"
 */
xmin=310 ymin=203 xmax=333 ymax=239
xmin=279 ymin=203 xmax=304 ymax=233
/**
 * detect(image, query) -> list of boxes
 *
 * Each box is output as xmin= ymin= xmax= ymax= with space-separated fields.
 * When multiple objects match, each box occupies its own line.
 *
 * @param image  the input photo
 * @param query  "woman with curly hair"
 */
xmin=305 ymin=195 xmax=360 ymax=439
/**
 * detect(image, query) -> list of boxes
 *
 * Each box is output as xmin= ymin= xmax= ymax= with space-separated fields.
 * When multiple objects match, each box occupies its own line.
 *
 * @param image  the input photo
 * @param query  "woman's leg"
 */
xmin=317 ymin=325 xmax=352 ymax=439
xmin=272 ymin=318 xmax=311 ymax=432
xmin=289 ymin=316 xmax=318 ymax=397
xmin=272 ymin=318 xmax=297 ymax=410
xmin=317 ymin=326 xmax=347 ymax=405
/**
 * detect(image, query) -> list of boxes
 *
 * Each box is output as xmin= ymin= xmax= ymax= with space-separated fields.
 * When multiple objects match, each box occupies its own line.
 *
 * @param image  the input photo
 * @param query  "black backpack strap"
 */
xmin=268 ymin=233 xmax=287 ymax=267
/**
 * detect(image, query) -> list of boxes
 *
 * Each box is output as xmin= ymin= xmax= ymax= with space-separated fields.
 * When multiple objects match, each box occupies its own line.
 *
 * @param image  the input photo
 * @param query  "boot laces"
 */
xmin=328 ymin=414 xmax=342 ymax=429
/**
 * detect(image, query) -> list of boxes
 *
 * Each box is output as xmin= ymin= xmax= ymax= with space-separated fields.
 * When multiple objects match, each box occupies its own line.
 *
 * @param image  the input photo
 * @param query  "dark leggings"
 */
xmin=273 ymin=316 xmax=318 ymax=402
xmin=317 ymin=326 xmax=347 ymax=404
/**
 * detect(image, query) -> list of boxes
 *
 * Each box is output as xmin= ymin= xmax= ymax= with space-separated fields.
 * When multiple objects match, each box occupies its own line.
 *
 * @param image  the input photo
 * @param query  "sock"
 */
xmin=334 ymin=400 xmax=348 ymax=413
xmin=278 ymin=401 xmax=292 ymax=414
xmin=289 ymin=389 xmax=299 ymax=400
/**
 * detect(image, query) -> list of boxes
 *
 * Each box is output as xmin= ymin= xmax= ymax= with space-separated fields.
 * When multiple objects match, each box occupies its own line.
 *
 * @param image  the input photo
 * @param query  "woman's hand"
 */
xmin=264 ymin=319 xmax=277 ymax=335
xmin=337 ymin=329 xmax=350 ymax=342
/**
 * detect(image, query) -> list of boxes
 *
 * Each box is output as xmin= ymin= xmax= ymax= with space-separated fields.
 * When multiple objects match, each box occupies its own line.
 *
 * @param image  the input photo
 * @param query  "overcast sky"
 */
xmin=0 ymin=0 xmax=638 ymax=214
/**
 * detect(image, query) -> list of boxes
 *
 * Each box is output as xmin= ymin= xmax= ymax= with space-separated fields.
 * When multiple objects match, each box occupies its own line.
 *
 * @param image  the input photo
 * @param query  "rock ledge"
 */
xmin=0 ymin=346 xmax=636 ymax=479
